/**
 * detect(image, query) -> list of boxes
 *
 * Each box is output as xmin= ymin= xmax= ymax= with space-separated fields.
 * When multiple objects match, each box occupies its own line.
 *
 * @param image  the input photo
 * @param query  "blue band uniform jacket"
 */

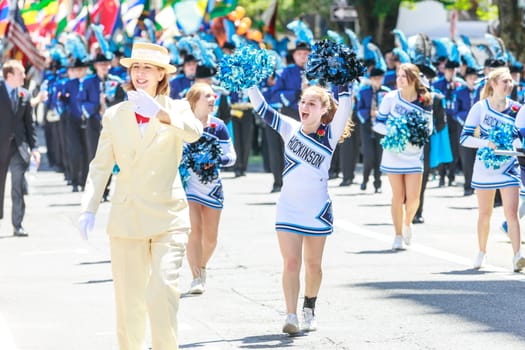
xmin=81 ymin=95 xmax=203 ymax=239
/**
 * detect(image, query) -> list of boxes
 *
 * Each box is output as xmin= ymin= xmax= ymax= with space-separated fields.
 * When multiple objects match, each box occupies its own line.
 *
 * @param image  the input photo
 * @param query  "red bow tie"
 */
xmin=135 ymin=113 xmax=150 ymax=124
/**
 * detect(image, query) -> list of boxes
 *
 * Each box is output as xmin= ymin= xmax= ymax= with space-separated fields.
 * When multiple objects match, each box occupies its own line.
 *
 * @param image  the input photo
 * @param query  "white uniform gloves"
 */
xmin=78 ymin=212 xmax=95 ymax=240
xmin=127 ymin=89 xmax=162 ymax=119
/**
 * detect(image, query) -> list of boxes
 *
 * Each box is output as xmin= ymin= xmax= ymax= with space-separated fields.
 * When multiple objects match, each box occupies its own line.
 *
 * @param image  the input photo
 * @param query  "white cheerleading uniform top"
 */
xmin=247 ymin=86 xmax=352 ymax=236
xmin=460 ymin=99 xmax=520 ymax=189
xmin=184 ymin=117 xmax=236 ymax=209
xmin=373 ymin=90 xmax=433 ymax=174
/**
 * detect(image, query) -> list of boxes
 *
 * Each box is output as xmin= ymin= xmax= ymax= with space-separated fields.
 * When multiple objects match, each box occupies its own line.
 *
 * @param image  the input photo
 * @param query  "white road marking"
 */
xmin=335 ymin=219 xmax=525 ymax=281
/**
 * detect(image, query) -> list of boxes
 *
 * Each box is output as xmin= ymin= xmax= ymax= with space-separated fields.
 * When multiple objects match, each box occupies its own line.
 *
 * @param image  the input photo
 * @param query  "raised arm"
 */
xmin=246 ymin=86 xmax=300 ymax=140
xmin=329 ymin=85 xmax=353 ymax=149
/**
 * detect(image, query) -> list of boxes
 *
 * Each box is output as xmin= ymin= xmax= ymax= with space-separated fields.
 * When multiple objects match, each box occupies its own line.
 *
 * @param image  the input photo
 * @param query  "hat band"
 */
xmin=130 ymin=49 xmax=170 ymax=65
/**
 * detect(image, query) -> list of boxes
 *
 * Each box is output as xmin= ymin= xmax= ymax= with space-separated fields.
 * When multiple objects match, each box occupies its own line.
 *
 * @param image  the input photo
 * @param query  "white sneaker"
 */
xmin=188 ymin=278 xmax=205 ymax=294
xmin=513 ymin=252 xmax=525 ymax=272
xmin=302 ymin=308 xmax=317 ymax=332
xmin=473 ymin=252 xmax=486 ymax=270
xmin=403 ymin=224 xmax=413 ymax=245
xmin=282 ymin=313 xmax=300 ymax=335
xmin=392 ymin=235 xmax=404 ymax=251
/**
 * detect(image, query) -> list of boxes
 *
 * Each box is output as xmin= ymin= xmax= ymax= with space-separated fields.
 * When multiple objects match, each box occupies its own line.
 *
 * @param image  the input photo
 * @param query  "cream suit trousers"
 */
xmin=109 ymin=230 xmax=187 ymax=350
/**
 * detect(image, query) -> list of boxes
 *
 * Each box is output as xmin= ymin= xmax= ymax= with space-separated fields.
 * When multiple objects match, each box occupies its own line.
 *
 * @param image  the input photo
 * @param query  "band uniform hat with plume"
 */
xmin=120 ymin=42 xmax=177 ymax=74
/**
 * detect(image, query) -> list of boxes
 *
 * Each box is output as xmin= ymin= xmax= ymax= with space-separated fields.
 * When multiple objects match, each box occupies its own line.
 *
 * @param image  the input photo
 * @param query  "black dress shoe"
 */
xmin=339 ymin=179 xmax=352 ymax=187
xmin=270 ymin=185 xmax=282 ymax=193
xmin=360 ymin=183 xmax=367 ymax=191
xmin=328 ymin=172 xmax=339 ymax=180
xmin=412 ymin=216 xmax=424 ymax=224
xmin=374 ymin=187 xmax=382 ymax=193
xmin=464 ymin=188 xmax=474 ymax=196
xmin=234 ymin=170 xmax=242 ymax=177
xmin=448 ymin=180 xmax=456 ymax=187
xmin=13 ymin=227 xmax=29 ymax=237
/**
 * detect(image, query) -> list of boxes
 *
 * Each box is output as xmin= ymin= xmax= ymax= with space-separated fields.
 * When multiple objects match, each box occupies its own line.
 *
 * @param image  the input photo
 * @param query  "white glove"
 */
xmin=78 ymin=212 xmax=95 ymax=240
xmin=127 ymin=89 xmax=162 ymax=119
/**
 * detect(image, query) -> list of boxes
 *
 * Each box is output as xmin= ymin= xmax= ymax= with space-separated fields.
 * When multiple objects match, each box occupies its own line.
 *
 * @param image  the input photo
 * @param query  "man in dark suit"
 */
xmin=0 ymin=60 xmax=40 ymax=236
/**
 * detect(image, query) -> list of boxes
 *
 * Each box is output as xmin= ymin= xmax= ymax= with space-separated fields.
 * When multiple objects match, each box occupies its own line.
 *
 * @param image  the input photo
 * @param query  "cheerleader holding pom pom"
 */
xmin=372 ymin=63 xmax=433 ymax=251
xmin=460 ymin=67 xmax=525 ymax=272
xmin=218 ymin=42 xmax=364 ymax=334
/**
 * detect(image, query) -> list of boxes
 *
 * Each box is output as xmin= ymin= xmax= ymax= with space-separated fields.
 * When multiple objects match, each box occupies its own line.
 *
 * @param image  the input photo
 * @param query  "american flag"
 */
xmin=7 ymin=5 xmax=46 ymax=71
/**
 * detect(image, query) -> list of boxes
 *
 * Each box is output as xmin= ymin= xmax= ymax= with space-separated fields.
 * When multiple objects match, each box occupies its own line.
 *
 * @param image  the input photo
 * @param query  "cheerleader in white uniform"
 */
xmin=184 ymin=83 xmax=236 ymax=294
xmin=247 ymin=83 xmax=353 ymax=335
xmin=373 ymin=63 xmax=433 ymax=250
xmin=459 ymin=67 xmax=525 ymax=271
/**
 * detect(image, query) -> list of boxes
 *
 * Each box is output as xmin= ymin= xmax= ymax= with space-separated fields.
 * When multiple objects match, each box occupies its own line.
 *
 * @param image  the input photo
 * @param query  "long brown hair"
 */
xmin=124 ymin=65 xmax=170 ymax=96
xmin=398 ymin=63 xmax=432 ymax=106
xmin=480 ymin=67 xmax=511 ymax=100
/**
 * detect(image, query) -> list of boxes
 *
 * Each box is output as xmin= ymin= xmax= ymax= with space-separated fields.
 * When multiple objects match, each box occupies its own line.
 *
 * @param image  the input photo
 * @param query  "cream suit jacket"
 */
xmin=81 ymin=95 xmax=203 ymax=239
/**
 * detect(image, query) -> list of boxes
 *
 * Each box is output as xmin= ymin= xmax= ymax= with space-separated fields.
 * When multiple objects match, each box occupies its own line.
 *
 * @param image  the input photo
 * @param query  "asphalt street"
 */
xmin=1 ymin=153 xmax=525 ymax=349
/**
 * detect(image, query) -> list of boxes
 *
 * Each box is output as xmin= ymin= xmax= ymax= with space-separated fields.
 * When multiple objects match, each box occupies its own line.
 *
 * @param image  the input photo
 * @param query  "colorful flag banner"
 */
xmin=21 ymin=0 xmax=59 ymax=34
xmin=7 ymin=5 xmax=46 ymax=70
xmin=0 ymin=0 xmax=9 ymax=37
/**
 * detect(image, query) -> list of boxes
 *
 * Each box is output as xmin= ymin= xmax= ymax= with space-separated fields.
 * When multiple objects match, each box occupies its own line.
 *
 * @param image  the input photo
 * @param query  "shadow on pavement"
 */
xmin=437 ymin=269 xmax=494 ymax=276
xmin=350 ymin=249 xmax=401 ymax=254
xmin=363 ymin=222 xmax=392 ymax=227
xmin=78 ymin=260 xmax=111 ymax=265
xmin=246 ymin=202 xmax=277 ymax=206
xmin=353 ymin=279 xmax=525 ymax=339
xmin=75 ymin=279 xmax=113 ymax=284
xmin=180 ymin=333 xmax=301 ymax=349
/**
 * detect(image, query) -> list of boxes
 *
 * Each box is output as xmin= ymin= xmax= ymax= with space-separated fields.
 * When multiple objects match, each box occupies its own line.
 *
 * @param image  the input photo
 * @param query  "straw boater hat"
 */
xmin=120 ymin=42 xmax=177 ymax=74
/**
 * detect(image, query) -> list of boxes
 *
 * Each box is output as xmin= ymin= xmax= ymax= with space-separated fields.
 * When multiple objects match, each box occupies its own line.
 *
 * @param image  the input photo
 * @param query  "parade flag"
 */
xmin=121 ymin=0 xmax=145 ymax=36
xmin=54 ymin=0 xmax=69 ymax=36
xmin=0 ymin=0 xmax=9 ymax=37
xmin=7 ymin=5 xmax=46 ymax=71
xmin=20 ymin=0 xmax=59 ymax=34
xmin=67 ymin=5 xmax=88 ymax=35
xmin=261 ymin=0 xmax=278 ymax=37
xmin=90 ymin=0 xmax=119 ymax=36
xmin=209 ymin=0 xmax=237 ymax=19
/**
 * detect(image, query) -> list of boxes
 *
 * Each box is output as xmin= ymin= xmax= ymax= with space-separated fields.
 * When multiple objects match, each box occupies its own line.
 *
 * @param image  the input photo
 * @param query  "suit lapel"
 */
xmin=136 ymin=118 xmax=160 ymax=158
xmin=0 ymin=82 xmax=15 ymax=116
xmin=118 ymin=102 xmax=142 ymax=146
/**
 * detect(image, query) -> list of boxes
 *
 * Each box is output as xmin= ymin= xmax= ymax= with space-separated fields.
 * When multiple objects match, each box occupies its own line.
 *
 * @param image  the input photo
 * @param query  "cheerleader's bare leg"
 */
xmin=500 ymin=186 xmax=521 ymax=254
xmin=277 ymin=231 xmax=303 ymax=314
xmin=403 ymin=173 xmax=423 ymax=226
xmin=303 ymin=235 xmax=327 ymax=299
xmin=476 ymin=189 xmax=496 ymax=253
xmin=388 ymin=173 xmax=406 ymax=236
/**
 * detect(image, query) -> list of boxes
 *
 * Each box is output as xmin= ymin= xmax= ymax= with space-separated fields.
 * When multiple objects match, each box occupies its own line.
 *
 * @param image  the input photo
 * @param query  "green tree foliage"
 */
xmin=239 ymin=0 xmax=521 ymax=61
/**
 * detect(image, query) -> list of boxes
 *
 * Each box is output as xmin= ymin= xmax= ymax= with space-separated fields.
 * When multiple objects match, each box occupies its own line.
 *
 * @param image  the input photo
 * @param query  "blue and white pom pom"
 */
xmin=218 ymin=46 xmax=276 ymax=92
xmin=477 ymin=123 xmax=514 ymax=169
xmin=406 ymin=110 xmax=430 ymax=148
xmin=381 ymin=114 xmax=410 ymax=153
xmin=305 ymin=39 xmax=365 ymax=86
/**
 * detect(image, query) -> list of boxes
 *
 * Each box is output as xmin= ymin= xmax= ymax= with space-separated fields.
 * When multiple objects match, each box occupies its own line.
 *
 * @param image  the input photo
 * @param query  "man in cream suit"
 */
xmin=79 ymin=42 xmax=202 ymax=350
